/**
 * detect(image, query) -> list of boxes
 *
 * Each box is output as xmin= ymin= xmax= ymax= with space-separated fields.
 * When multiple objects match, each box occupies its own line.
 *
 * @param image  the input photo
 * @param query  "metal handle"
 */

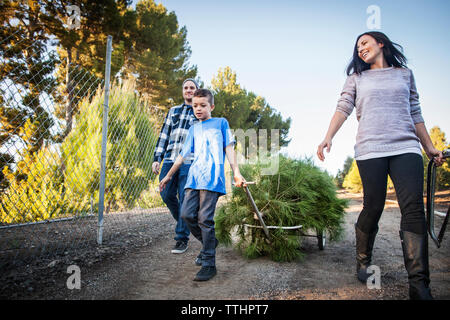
xmin=232 ymin=181 xmax=256 ymax=186
xmin=426 ymin=149 xmax=450 ymax=248
xmin=239 ymin=183 xmax=271 ymax=243
xmin=443 ymin=149 xmax=450 ymax=158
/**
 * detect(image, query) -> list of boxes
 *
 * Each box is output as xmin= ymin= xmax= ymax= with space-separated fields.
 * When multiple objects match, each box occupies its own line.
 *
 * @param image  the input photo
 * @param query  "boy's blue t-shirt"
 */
xmin=180 ymin=117 xmax=235 ymax=195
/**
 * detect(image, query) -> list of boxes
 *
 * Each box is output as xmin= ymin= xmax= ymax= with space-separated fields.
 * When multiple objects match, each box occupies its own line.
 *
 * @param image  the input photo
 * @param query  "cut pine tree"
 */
xmin=215 ymin=155 xmax=348 ymax=262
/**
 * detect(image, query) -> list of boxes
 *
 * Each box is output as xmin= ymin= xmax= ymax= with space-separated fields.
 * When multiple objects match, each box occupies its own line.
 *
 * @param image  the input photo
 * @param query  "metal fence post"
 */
xmin=97 ymin=35 xmax=113 ymax=245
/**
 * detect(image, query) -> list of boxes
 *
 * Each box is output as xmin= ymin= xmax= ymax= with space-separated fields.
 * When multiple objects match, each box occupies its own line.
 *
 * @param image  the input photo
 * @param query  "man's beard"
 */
xmin=185 ymin=97 xmax=192 ymax=104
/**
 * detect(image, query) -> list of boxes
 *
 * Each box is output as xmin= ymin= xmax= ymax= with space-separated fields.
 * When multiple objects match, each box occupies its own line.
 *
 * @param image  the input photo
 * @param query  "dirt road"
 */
xmin=3 ymin=191 xmax=450 ymax=300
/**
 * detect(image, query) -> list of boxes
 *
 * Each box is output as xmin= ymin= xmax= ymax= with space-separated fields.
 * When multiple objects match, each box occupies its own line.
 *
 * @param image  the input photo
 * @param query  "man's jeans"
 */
xmin=181 ymin=189 xmax=220 ymax=267
xmin=159 ymin=161 xmax=191 ymax=243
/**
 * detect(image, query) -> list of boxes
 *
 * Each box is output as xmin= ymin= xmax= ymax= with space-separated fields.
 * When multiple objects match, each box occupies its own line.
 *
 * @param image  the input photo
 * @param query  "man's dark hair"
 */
xmin=193 ymin=88 xmax=214 ymax=105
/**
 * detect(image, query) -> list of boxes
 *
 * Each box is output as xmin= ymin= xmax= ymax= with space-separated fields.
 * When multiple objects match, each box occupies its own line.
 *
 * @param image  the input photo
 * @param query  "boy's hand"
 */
xmin=233 ymin=174 xmax=246 ymax=187
xmin=159 ymin=175 xmax=171 ymax=191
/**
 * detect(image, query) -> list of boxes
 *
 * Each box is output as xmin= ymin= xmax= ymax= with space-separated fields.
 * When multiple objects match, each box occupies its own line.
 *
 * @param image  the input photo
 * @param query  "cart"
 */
xmin=237 ymin=181 xmax=326 ymax=250
xmin=426 ymin=149 xmax=450 ymax=248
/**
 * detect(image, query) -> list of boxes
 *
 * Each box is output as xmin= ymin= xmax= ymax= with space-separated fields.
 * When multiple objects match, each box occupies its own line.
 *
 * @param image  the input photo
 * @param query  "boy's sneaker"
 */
xmin=195 ymin=253 xmax=202 ymax=266
xmin=171 ymin=241 xmax=188 ymax=254
xmin=194 ymin=238 xmax=219 ymax=266
xmin=194 ymin=266 xmax=217 ymax=281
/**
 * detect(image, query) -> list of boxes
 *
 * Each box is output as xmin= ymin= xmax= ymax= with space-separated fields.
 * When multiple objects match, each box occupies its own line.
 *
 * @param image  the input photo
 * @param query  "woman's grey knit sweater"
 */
xmin=336 ymin=67 xmax=424 ymax=159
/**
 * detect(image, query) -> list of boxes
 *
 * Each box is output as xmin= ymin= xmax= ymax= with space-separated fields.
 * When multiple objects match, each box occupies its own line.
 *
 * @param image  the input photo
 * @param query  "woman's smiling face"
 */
xmin=357 ymin=34 xmax=384 ymax=65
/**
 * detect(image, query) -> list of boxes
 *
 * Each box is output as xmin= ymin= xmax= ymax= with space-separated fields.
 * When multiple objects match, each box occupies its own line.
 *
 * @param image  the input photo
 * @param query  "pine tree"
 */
xmin=211 ymin=67 xmax=251 ymax=129
xmin=41 ymin=0 xmax=130 ymax=137
xmin=335 ymin=156 xmax=353 ymax=188
xmin=211 ymin=67 xmax=291 ymax=146
xmin=1 ymin=79 xmax=162 ymax=224
xmin=0 ymin=0 xmax=58 ymax=192
xmin=60 ymin=79 xmax=161 ymax=213
xmin=215 ymin=155 xmax=348 ymax=262
xmin=123 ymin=0 xmax=197 ymax=107
xmin=42 ymin=0 xmax=196 ymax=132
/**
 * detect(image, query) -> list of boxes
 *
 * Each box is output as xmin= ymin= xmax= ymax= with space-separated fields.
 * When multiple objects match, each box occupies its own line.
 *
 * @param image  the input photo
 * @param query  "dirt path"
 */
xmin=30 ymin=191 xmax=448 ymax=300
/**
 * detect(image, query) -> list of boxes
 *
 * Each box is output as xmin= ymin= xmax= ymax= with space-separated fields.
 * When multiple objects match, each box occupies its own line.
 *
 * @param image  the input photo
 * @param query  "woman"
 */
xmin=317 ymin=31 xmax=444 ymax=300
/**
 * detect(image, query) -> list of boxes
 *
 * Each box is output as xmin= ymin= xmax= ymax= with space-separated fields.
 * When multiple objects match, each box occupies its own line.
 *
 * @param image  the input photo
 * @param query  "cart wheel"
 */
xmin=317 ymin=229 xmax=326 ymax=250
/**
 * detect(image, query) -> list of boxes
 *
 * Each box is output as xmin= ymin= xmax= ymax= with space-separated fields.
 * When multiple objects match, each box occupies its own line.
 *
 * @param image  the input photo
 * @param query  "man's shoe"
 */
xmin=171 ymin=241 xmax=188 ymax=254
xmin=194 ymin=266 xmax=217 ymax=281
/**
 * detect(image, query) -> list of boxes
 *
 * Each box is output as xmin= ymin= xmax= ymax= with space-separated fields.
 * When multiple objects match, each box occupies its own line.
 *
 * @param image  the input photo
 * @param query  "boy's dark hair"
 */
xmin=193 ymin=88 xmax=214 ymax=105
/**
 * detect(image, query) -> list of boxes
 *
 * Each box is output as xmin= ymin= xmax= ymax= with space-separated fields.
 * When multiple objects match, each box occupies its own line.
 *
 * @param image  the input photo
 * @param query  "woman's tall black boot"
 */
xmin=399 ymin=230 xmax=433 ymax=300
xmin=355 ymin=224 xmax=378 ymax=283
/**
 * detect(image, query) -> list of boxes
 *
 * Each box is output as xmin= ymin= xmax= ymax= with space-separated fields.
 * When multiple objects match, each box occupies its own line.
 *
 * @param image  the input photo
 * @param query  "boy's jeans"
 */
xmin=181 ymin=189 xmax=220 ymax=267
xmin=159 ymin=161 xmax=191 ymax=243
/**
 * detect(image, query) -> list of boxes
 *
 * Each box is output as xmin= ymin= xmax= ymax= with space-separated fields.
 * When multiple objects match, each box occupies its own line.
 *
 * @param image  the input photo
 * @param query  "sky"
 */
xmin=140 ymin=0 xmax=450 ymax=175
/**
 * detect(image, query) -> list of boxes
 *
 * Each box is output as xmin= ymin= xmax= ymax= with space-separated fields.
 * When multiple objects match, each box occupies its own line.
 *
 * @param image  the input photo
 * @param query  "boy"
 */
xmin=159 ymin=88 xmax=245 ymax=281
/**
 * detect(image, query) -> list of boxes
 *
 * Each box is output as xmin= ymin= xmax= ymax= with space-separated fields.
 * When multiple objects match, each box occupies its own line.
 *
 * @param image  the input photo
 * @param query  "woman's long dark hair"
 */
xmin=346 ymin=31 xmax=408 ymax=75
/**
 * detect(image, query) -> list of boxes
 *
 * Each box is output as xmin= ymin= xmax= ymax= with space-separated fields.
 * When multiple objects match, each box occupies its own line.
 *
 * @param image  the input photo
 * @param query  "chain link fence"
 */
xmin=0 ymin=32 xmax=171 ymax=268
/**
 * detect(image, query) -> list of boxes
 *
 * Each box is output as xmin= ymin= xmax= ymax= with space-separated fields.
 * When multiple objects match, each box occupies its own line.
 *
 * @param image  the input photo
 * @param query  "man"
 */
xmin=152 ymin=78 xmax=199 ymax=254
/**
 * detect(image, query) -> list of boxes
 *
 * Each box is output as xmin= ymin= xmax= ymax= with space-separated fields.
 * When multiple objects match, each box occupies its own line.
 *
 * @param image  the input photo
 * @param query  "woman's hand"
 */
xmin=425 ymin=146 xmax=445 ymax=167
xmin=317 ymin=139 xmax=332 ymax=162
xmin=415 ymin=123 xmax=445 ymax=167
xmin=316 ymin=111 xmax=346 ymax=162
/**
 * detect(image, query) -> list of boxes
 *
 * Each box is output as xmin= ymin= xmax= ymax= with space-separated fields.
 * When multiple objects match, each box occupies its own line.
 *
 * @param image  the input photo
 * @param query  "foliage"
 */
xmin=127 ymin=0 xmax=197 ymax=106
xmin=210 ymin=67 xmax=291 ymax=147
xmin=1 ymin=0 xmax=196 ymax=148
xmin=0 ymin=0 xmax=58 ymax=191
xmin=342 ymin=160 xmax=362 ymax=193
xmin=335 ymin=156 xmax=353 ymax=188
xmin=42 ymin=0 xmax=197 ymax=130
xmin=0 ymin=80 xmax=162 ymax=224
xmin=215 ymin=155 xmax=348 ymax=262
xmin=422 ymin=126 xmax=450 ymax=190
xmin=342 ymin=159 xmax=394 ymax=193
xmin=60 ymin=79 xmax=162 ymax=212
xmin=0 ymin=1 xmax=295 ymax=227
xmin=0 ymin=0 xmax=197 ymax=223
xmin=342 ymin=126 xmax=450 ymax=193
xmin=1 ymin=144 xmax=66 ymax=224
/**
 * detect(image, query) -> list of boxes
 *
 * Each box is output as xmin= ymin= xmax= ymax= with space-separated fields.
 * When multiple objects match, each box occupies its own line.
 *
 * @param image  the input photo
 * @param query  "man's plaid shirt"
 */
xmin=153 ymin=103 xmax=198 ymax=163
